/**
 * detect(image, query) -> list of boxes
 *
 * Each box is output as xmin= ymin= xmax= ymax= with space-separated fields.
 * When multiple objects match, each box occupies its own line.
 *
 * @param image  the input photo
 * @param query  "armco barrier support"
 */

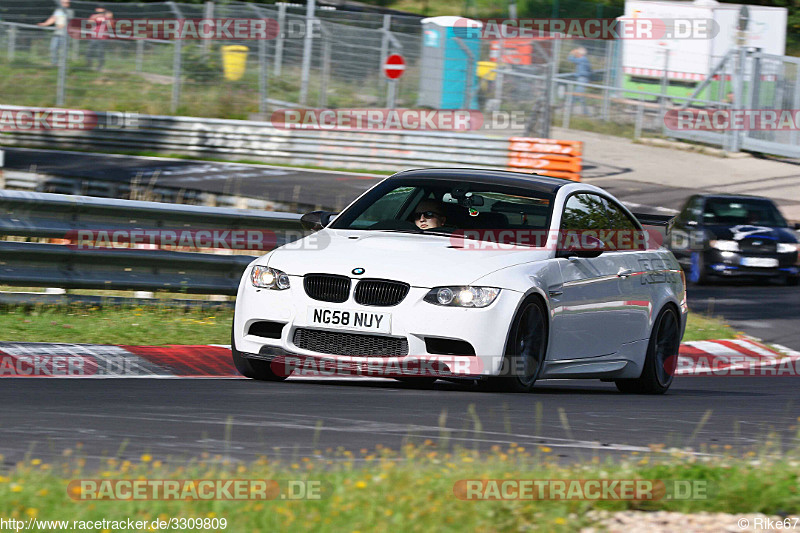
xmin=0 ymin=108 xmax=582 ymax=180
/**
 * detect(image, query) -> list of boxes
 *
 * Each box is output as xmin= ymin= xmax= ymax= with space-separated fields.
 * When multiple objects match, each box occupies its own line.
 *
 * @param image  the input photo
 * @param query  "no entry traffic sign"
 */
xmin=383 ymin=54 xmax=406 ymax=80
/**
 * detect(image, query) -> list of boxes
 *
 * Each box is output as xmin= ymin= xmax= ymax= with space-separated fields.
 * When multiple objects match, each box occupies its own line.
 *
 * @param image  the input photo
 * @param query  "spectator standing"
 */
xmin=568 ymin=47 xmax=592 ymax=115
xmin=87 ymin=6 xmax=113 ymax=70
xmin=38 ymin=0 xmax=74 ymax=66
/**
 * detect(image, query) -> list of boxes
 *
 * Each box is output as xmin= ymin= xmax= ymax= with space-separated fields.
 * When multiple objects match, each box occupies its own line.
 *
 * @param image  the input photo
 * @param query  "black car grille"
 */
xmin=293 ymin=328 xmax=409 ymax=356
xmin=304 ymin=274 xmax=351 ymax=303
xmin=739 ymin=239 xmax=777 ymax=253
xmin=354 ymin=279 xmax=410 ymax=307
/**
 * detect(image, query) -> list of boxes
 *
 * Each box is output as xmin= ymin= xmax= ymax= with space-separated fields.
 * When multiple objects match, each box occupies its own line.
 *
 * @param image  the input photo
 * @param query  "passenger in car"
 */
xmin=413 ymin=199 xmax=448 ymax=230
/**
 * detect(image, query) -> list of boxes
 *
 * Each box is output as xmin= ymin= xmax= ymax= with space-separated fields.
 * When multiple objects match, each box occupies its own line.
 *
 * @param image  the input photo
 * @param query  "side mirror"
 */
xmin=300 ymin=210 xmax=334 ymax=232
xmin=556 ymin=234 xmax=605 ymax=259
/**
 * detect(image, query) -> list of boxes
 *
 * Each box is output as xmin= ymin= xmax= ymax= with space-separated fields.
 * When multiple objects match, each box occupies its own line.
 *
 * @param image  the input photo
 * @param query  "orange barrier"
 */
xmin=506 ymin=137 xmax=582 ymax=181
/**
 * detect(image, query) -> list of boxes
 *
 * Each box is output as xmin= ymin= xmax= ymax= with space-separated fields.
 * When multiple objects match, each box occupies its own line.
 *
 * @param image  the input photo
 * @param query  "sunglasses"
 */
xmin=414 ymin=211 xmax=442 ymax=220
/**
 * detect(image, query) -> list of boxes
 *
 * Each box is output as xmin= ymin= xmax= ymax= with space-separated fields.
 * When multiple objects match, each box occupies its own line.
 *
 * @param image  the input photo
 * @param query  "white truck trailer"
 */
xmin=621 ymin=0 xmax=787 ymax=101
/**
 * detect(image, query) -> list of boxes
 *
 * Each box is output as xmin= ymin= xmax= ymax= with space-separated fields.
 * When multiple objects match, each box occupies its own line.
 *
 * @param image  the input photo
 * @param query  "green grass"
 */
xmin=0 ymin=51 xmax=415 ymax=119
xmin=0 ymin=305 xmax=233 ymax=345
xmin=682 ymin=313 xmax=736 ymax=342
xmin=0 ymin=303 xmax=735 ymax=346
xmin=562 ymin=115 xmax=638 ymax=139
xmin=1 ymin=439 xmax=799 ymax=532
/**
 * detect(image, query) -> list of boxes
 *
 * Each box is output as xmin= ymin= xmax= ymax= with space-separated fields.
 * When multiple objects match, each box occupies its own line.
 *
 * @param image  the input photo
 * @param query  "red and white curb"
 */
xmin=0 ymin=339 xmax=798 ymax=378
xmin=677 ymin=337 xmax=800 ymax=376
xmin=0 ymin=343 xmax=238 ymax=378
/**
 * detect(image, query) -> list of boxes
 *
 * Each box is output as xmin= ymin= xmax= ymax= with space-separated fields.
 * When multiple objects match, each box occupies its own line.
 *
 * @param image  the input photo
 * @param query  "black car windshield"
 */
xmin=329 ymin=178 xmax=555 ymax=246
xmin=703 ymin=198 xmax=788 ymax=227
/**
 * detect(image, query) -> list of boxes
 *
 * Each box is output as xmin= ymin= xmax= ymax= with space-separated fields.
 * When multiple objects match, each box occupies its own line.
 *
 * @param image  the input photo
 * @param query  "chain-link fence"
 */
xmin=485 ymin=37 xmax=800 ymax=159
xmin=0 ymin=0 xmax=423 ymax=117
xmin=0 ymin=1 xmax=798 ymax=158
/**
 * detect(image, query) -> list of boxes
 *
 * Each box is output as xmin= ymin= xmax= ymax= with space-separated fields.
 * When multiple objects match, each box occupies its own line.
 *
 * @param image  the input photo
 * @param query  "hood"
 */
xmin=264 ymin=229 xmax=551 ymax=287
xmin=704 ymin=224 xmax=798 ymax=243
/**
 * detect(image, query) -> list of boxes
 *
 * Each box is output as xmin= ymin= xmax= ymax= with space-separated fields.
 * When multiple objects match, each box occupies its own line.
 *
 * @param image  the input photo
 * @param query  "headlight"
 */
xmin=424 ymin=286 xmax=501 ymax=308
xmin=710 ymin=239 xmax=739 ymax=252
xmin=777 ymin=243 xmax=799 ymax=254
xmin=251 ymin=266 xmax=290 ymax=290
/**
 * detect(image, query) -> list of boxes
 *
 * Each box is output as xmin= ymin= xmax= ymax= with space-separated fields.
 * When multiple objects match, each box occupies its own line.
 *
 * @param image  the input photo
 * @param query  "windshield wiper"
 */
xmin=371 ymin=229 xmax=424 ymax=235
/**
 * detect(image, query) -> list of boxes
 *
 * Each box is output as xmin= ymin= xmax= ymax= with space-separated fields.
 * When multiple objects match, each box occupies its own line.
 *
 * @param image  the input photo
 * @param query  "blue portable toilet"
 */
xmin=418 ymin=16 xmax=482 ymax=110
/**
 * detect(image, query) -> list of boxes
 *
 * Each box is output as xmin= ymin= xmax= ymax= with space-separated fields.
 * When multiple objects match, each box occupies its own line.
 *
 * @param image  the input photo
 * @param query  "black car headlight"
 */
xmin=709 ymin=239 xmax=739 ymax=252
xmin=777 ymin=243 xmax=799 ymax=254
xmin=251 ymin=266 xmax=290 ymax=290
xmin=424 ymin=286 xmax=501 ymax=308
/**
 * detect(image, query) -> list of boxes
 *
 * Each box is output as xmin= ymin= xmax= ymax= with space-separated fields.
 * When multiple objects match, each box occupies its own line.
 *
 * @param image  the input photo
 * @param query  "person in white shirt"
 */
xmin=38 ymin=0 xmax=73 ymax=65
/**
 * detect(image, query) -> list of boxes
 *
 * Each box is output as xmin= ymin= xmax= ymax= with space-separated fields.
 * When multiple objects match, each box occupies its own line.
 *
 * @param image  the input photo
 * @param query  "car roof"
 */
xmin=388 ymin=168 xmax=570 ymax=195
xmin=697 ymin=193 xmax=777 ymax=203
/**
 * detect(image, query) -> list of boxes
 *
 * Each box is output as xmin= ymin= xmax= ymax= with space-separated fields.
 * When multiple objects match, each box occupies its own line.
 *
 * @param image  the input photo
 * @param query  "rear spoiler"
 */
xmin=632 ymin=213 xmax=675 ymax=232
xmin=632 ymin=213 xmax=676 ymax=247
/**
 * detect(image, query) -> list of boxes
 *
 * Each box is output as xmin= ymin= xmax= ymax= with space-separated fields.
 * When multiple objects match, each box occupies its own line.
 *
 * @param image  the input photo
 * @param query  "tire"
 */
xmin=231 ymin=325 xmax=287 ymax=382
xmin=615 ymin=306 xmax=680 ymax=394
xmin=688 ymin=251 xmax=708 ymax=285
xmin=786 ymin=275 xmax=799 ymax=287
xmin=487 ymin=298 xmax=548 ymax=393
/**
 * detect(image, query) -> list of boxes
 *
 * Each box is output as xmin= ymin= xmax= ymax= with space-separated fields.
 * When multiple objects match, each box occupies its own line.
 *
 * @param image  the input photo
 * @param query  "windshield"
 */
xmin=702 ymin=198 xmax=788 ymax=227
xmin=329 ymin=178 xmax=555 ymax=245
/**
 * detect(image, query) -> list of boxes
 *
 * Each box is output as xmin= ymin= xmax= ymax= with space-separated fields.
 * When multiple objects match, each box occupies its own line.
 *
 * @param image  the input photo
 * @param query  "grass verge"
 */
xmin=1 ymin=441 xmax=798 ymax=532
xmin=0 ymin=305 xmax=232 ymax=345
xmin=0 ymin=304 xmax=735 ymax=345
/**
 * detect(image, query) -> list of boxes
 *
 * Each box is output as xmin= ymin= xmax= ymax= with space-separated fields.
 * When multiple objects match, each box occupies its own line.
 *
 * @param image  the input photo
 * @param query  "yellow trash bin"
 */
xmin=477 ymin=61 xmax=497 ymax=81
xmin=221 ymin=45 xmax=249 ymax=81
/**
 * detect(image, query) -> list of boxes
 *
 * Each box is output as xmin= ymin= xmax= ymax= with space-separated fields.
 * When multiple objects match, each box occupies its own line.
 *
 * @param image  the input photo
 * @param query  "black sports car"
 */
xmin=670 ymin=194 xmax=800 ymax=285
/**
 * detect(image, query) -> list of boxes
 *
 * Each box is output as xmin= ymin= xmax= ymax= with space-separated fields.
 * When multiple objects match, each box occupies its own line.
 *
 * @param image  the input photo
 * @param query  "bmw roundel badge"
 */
xmin=352 ymin=268 xmax=365 ymax=275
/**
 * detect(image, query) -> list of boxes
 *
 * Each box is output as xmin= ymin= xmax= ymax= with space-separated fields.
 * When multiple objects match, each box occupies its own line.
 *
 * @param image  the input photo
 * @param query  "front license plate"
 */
xmin=308 ymin=307 xmax=391 ymax=334
xmin=740 ymin=257 xmax=779 ymax=268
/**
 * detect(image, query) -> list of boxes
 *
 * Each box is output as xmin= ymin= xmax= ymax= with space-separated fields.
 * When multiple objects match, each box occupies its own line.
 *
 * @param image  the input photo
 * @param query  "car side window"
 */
xmin=605 ymin=198 xmax=646 ymax=251
xmin=677 ymin=196 xmax=698 ymax=225
xmin=605 ymin=199 xmax=638 ymax=231
xmin=560 ymin=193 xmax=609 ymax=231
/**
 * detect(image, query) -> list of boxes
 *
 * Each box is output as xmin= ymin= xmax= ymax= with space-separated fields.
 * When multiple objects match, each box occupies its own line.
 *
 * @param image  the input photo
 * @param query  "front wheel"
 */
xmin=615 ymin=306 xmax=680 ymax=394
xmin=487 ymin=298 xmax=548 ymax=393
xmin=231 ymin=325 xmax=287 ymax=382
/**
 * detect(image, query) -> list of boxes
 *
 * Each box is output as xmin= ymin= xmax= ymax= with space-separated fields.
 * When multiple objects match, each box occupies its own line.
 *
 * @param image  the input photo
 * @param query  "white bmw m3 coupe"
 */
xmin=232 ymin=168 xmax=687 ymax=393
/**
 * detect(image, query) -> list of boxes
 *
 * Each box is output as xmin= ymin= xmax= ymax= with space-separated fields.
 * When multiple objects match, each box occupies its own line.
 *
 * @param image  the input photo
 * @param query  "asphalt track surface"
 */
xmin=3 ymin=148 xmax=382 ymax=211
xmin=2 ymin=148 xmax=799 ymax=466
xmin=1 ymin=376 xmax=798 ymax=467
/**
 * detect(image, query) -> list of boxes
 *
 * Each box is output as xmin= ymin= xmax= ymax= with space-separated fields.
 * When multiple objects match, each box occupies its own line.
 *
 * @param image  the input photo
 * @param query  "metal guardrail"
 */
xmin=0 ymin=190 xmax=306 ymax=295
xmin=0 ymin=109 xmax=581 ymax=179
xmin=0 ymin=169 xmax=314 ymax=212
xmin=0 ymin=291 xmax=235 ymax=308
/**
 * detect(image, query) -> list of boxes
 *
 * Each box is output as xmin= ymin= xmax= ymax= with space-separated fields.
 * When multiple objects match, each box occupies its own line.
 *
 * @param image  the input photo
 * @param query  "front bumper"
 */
xmin=703 ymin=249 xmax=798 ymax=278
xmin=233 ymin=276 xmax=524 ymax=378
